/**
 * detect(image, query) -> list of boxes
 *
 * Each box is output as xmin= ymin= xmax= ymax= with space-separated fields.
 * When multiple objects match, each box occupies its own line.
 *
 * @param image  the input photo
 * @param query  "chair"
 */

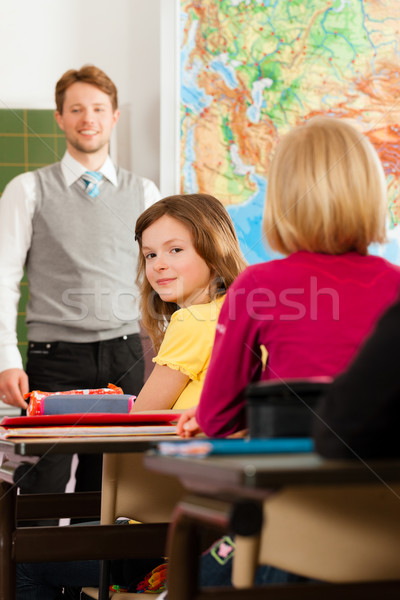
xmin=233 ymin=377 xmax=400 ymax=590
xmin=232 ymin=481 xmax=400 ymax=589
xmin=162 ymin=377 xmax=400 ymax=597
xmin=164 ymin=464 xmax=400 ymax=599
xmin=83 ymin=451 xmax=185 ymax=599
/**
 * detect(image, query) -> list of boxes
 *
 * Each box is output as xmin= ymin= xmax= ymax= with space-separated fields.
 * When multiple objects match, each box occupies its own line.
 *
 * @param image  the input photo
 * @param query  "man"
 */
xmin=16 ymin=294 xmax=400 ymax=600
xmin=0 ymin=65 xmax=160 ymax=505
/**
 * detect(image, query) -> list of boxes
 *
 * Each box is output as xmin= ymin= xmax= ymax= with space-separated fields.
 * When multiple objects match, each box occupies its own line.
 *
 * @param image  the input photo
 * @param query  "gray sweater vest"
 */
xmin=26 ymin=162 xmax=145 ymax=342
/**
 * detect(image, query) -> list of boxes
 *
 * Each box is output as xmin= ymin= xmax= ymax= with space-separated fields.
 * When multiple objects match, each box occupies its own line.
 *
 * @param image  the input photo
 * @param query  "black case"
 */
xmin=245 ymin=378 xmax=330 ymax=438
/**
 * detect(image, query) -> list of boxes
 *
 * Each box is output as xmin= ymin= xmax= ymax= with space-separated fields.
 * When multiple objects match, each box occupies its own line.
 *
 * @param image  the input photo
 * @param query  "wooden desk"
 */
xmin=144 ymin=451 xmax=400 ymax=600
xmin=0 ymin=435 xmax=177 ymax=600
xmin=145 ymin=451 xmax=400 ymax=489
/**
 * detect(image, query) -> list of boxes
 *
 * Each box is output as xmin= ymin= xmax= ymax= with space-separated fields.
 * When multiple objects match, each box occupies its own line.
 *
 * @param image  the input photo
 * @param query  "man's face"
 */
xmin=55 ymin=81 xmax=119 ymax=157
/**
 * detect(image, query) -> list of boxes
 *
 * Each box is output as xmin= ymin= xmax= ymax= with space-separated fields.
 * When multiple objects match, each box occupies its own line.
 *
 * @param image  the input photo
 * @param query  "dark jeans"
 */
xmin=200 ymin=536 xmax=313 ymax=587
xmin=17 ymin=560 xmax=100 ymax=600
xmin=20 ymin=334 xmax=144 ymax=525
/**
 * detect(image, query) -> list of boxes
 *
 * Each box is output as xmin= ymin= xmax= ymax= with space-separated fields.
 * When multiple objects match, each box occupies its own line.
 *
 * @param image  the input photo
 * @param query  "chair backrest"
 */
xmin=101 ymin=452 xmax=186 ymax=524
xmin=254 ymin=483 xmax=400 ymax=583
xmin=245 ymin=378 xmax=331 ymax=438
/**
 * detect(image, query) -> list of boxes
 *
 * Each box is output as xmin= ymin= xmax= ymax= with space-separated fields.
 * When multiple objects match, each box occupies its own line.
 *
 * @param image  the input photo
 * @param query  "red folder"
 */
xmin=1 ymin=412 xmax=182 ymax=428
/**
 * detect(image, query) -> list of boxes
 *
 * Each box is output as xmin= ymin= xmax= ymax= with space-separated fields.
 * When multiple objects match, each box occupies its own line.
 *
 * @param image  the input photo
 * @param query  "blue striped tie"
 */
xmin=81 ymin=171 xmax=102 ymax=198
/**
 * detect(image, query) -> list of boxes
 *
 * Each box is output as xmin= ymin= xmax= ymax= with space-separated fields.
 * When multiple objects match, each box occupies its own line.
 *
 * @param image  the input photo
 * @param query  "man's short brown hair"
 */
xmin=55 ymin=65 xmax=118 ymax=113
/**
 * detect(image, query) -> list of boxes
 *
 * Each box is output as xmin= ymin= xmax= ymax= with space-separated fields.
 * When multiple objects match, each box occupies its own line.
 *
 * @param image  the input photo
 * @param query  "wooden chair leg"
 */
xmin=231 ymin=534 xmax=260 ymax=588
xmin=98 ymin=559 xmax=111 ymax=600
xmin=0 ymin=481 xmax=17 ymax=600
xmin=167 ymin=513 xmax=201 ymax=600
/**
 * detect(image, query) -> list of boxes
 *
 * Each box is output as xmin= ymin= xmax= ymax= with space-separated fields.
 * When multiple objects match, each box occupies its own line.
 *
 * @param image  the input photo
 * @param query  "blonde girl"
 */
xmin=178 ymin=116 xmax=400 ymax=438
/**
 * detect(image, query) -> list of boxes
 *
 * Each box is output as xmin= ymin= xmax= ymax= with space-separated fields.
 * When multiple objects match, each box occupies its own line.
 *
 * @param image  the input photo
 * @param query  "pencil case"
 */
xmin=245 ymin=377 xmax=331 ymax=438
xmin=38 ymin=394 xmax=136 ymax=415
xmin=26 ymin=383 xmax=124 ymax=416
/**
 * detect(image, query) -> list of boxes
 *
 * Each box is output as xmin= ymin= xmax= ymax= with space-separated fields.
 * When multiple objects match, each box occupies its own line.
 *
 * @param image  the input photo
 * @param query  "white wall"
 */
xmin=0 ymin=0 xmax=163 ymax=416
xmin=0 ymin=0 xmax=161 ymax=185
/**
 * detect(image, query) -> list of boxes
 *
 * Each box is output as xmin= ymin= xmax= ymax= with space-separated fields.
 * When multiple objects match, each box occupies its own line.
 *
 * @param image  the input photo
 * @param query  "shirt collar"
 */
xmin=61 ymin=151 xmax=118 ymax=187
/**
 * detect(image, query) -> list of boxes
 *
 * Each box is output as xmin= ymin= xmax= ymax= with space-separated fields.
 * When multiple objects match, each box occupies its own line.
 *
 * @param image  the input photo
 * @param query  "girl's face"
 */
xmin=141 ymin=214 xmax=212 ymax=308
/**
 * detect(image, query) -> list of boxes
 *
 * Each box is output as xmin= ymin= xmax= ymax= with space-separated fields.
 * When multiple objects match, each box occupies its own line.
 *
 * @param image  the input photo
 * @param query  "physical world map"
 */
xmin=180 ymin=0 xmax=400 ymax=264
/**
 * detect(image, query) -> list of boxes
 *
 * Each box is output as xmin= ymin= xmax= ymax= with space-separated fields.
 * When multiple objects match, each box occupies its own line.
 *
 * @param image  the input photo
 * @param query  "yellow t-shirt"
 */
xmin=153 ymin=296 xmax=225 ymax=409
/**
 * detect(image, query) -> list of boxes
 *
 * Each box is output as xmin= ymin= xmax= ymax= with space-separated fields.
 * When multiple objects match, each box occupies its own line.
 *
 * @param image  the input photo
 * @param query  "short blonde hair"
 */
xmin=263 ymin=117 xmax=387 ymax=255
xmin=136 ymin=194 xmax=247 ymax=351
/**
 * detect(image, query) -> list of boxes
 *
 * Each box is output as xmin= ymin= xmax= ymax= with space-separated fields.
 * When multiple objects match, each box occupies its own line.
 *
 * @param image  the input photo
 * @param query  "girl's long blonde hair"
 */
xmin=135 ymin=193 xmax=247 ymax=351
xmin=264 ymin=116 xmax=387 ymax=255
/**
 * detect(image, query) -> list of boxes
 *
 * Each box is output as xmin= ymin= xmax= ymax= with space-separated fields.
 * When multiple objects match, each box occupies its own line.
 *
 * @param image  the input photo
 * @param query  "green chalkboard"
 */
xmin=0 ymin=109 xmax=66 ymax=366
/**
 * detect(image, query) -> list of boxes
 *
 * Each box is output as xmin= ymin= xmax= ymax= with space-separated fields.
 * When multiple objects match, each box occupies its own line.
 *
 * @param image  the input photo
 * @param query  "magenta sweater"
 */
xmin=196 ymin=251 xmax=400 ymax=437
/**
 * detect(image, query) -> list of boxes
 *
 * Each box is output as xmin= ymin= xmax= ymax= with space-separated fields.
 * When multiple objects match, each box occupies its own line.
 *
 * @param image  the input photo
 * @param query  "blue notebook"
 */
xmin=157 ymin=438 xmax=314 ymax=457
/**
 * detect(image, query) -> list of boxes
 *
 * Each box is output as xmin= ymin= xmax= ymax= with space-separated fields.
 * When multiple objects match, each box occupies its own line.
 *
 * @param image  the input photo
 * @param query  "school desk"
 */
xmin=144 ymin=448 xmax=400 ymax=600
xmin=0 ymin=434 xmax=178 ymax=600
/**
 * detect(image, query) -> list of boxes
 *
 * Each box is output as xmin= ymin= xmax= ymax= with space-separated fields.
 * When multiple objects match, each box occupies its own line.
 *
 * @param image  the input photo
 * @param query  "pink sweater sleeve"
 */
xmin=196 ymin=270 xmax=263 ymax=437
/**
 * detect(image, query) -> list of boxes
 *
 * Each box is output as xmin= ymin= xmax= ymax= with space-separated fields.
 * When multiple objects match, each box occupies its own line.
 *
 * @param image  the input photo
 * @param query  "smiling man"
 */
xmin=0 ymin=66 xmax=160 ymax=513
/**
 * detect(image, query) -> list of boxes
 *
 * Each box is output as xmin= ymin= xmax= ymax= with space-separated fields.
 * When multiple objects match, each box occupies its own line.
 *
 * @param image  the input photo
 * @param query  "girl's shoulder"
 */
xmin=171 ymin=296 xmax=225 ymax=323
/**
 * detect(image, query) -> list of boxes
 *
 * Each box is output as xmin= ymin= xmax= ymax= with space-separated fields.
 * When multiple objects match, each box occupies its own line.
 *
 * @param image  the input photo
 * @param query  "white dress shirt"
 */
xmin=0 ymin=152 xmax=160 ymax=371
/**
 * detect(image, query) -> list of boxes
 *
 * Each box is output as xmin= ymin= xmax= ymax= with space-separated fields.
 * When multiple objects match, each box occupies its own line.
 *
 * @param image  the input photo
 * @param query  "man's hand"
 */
xmin=0 ymin=368 xmax=29 ymax=409
xmin=176 ymin=406 xmax=203 ymax=438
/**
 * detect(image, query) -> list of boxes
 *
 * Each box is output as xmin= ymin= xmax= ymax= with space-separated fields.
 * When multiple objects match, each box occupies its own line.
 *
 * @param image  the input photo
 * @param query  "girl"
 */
xmin=178 ymin=116 xmax=400 ymax=439
xmin=16 ymin=193 xmax=246 ymax=600
xmin=131 ymin=193 xmax=246 ymax=412
xmin=175 ymin=116 xmax=400 ymax=591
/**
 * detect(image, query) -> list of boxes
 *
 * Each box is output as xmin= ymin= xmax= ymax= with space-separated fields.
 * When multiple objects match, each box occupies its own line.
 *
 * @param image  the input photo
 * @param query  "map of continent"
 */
xmin=180 ymin=0 xmax=400 ymax=264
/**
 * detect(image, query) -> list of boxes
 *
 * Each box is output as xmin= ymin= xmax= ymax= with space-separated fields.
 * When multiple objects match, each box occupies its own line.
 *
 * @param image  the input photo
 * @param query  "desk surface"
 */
xmin=0 ymin=435 xmax=178 ymax=457
xmin=144 ymin=452 xmax=400 ymax=494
